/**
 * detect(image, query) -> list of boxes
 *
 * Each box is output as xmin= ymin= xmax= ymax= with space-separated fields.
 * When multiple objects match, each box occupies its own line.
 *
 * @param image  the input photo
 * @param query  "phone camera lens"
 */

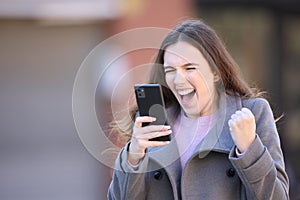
xmin=137 ymin=88 xmax=145 ymax=98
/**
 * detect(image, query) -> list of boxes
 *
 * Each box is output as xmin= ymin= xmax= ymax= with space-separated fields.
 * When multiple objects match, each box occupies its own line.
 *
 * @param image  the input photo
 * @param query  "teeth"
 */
xmin=178 ymin=89 xmax=194 ymax=96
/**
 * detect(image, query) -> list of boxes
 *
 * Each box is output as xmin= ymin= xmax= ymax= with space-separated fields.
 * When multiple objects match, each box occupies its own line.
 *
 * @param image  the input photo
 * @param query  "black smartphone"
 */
xmin=134 ymin=84 xmax=171 ymax=141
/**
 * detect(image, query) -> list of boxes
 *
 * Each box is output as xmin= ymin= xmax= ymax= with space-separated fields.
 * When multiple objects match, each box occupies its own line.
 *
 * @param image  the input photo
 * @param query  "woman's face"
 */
xmin=163 ymin=41 xmax=217 ymax=118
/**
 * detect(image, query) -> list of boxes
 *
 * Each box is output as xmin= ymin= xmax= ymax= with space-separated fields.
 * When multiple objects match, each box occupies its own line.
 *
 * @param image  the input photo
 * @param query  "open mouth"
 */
xmin=177 ymin=88 xmax=196 ymax=102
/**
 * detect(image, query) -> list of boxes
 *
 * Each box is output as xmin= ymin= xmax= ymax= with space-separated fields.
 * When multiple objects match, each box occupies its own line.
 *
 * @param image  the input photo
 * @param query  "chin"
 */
xmin=183 ymin=110 xmax=199 ymax=118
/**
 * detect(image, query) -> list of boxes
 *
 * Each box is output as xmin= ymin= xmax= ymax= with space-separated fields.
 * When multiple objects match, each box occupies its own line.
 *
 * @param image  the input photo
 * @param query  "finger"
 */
xmin=135 ymin=116 xmax=156 ymax=128
xmin=133 ymin=137 xmax=170 ymax=151
xmin=147 ymin=140 xmax=170 ymax=147
xmin=136 ymin=129 xmax=172 ymax=140
xmin=230 ymin=113 xmax=236 ymax=120
xmin=235 ymin=110 xmax=243 ymax=116
xmin=133 ymin=125 xmax=171 ymax=138
xmin=142 ymin=125 xmax=171 ymax=133
xmin=241 ymin=107 xmax=254 ymax=117
xmin=231 ymin=110 xmax=246 ymax=121
xmin=228 ymin=119 xmax=234 ymax=129
xmin=137 ymin=139 xmax=170 ymax=148
xmin=237 ymin=110 xmax=247 ymax=119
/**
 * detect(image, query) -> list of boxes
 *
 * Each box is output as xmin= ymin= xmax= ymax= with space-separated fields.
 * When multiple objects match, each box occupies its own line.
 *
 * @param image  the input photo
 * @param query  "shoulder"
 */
xmin=226 ymin=95 xmax=272 ymax=114
xmin=242 ymin=97 xmax=276 ymax=129
xmin=241 ymin=97 xmax=271 ymax=112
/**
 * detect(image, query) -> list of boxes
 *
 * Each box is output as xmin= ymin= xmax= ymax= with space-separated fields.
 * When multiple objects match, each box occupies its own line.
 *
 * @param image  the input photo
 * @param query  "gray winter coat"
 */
xmin=108 ymin=95 xmax=289 ymax=199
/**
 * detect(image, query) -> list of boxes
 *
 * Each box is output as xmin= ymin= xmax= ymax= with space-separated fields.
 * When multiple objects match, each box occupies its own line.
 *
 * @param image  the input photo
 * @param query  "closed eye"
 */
xmin=164 ymin=66 xmax=176 ymax=73
xmin=186 ymin=66 xmax=196 ymax=71
xmin=183 ymin=63 xmax=198 ymax=71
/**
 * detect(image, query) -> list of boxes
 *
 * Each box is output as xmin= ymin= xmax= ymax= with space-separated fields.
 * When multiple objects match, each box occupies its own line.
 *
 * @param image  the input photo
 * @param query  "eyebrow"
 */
xmin=163 ymin=62 xmax=199 ymax=69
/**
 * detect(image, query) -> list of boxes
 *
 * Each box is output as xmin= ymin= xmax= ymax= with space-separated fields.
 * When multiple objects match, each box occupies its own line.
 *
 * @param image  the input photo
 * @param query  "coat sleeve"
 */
xmin=229 ymin=98 xmax=289 ymax=200
xmin=107 ymin=142 xmax=148 ymax=200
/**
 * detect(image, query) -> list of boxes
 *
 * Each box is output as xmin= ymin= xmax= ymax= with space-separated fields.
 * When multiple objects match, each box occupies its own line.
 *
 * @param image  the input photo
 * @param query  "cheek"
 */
xmin=204 ymin=75 xmax=216 ymax=92
xmin=187 ymin=73 xmax=215 ymax=96
xmin=165 ymin=74 xmax=174 ymax=88
xmin=187 ymin=73 xmax=206 ymax=89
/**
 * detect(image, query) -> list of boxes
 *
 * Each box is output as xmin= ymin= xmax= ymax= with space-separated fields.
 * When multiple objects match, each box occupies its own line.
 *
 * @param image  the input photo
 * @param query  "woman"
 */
xmin=107 ymin=20 xmax=289 ymax=199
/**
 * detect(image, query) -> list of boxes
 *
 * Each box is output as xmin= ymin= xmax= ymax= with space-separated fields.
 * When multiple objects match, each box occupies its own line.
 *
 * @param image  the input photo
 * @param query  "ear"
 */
xmin=213 ymin=73 xmax=220 ymax=82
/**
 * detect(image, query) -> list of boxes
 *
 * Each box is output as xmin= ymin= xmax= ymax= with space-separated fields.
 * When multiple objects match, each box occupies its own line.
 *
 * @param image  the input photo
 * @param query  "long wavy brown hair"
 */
xmin=110 ymin=19 xmax=263 ymax=143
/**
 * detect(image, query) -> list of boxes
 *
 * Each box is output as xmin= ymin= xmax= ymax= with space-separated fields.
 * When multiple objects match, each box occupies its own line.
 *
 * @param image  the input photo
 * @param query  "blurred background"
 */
xmin=0 ymin=0 xmax=299 ymax=199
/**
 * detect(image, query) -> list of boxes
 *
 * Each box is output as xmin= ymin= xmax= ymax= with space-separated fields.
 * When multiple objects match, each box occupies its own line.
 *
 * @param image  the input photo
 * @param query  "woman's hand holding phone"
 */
xmin=128 ymin=116 xmax=172 ymax=166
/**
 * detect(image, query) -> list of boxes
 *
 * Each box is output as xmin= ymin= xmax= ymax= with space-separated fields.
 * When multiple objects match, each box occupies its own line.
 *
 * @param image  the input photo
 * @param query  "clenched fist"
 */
xmin=228 ymin=108 xmax=256 ymax=153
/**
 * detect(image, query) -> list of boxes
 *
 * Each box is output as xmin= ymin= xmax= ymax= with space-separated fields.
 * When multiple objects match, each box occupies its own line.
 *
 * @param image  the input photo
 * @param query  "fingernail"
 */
xmin=151 ymin=117 xmax=157 ymax=121
xmin=165 ymin=125 xmax=171 ymax=129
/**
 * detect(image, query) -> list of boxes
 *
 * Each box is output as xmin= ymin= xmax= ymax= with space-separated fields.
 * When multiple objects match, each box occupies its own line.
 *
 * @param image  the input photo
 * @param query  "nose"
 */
xmin=174 ymin=70 xmax=185 ymax=85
